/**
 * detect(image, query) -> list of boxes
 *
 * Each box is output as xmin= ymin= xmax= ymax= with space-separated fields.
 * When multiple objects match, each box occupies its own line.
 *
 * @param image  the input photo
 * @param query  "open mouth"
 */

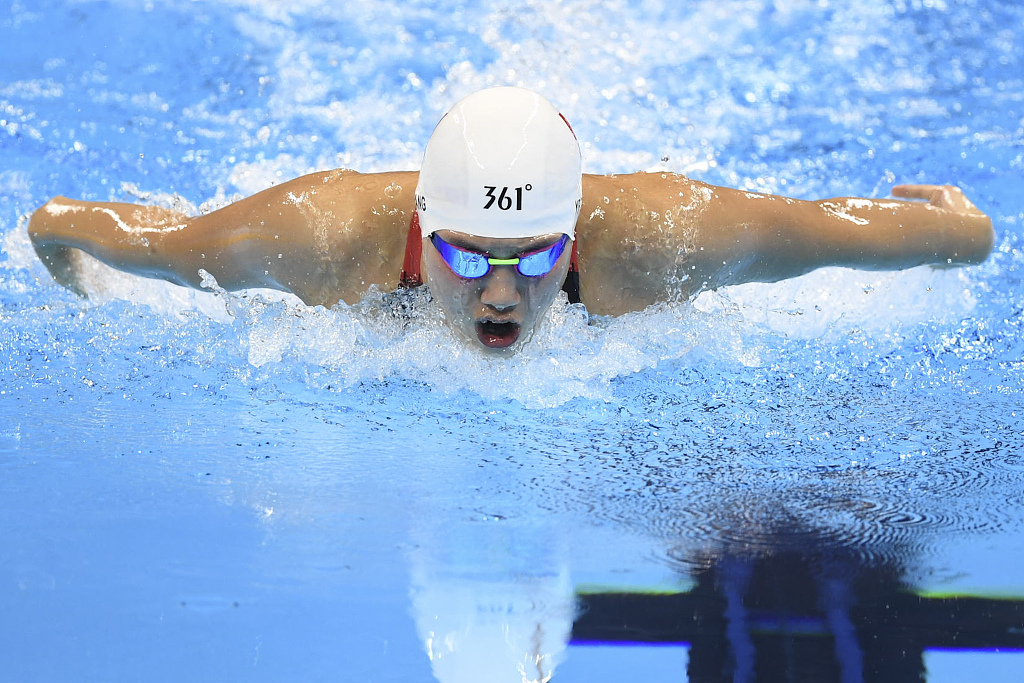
xmin=475 ymin=320 xmax=521 ymax=349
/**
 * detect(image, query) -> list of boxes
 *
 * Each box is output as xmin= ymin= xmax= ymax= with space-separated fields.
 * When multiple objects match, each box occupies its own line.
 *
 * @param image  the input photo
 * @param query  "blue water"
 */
xmin=2 ymin=0 xmax=1023 ymax=681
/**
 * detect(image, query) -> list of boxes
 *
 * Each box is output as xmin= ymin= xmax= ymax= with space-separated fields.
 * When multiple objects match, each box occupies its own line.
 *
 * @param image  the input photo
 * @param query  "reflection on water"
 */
xmin=408 ymin=514 xmax=575 ymax=683
xmin=407 ymin=487 xmax=1024 ymax=683
xmin=574 ymin=526 xmax=1024 ymax=682
xmin=412 ymin=568 xmax=574 ymax=683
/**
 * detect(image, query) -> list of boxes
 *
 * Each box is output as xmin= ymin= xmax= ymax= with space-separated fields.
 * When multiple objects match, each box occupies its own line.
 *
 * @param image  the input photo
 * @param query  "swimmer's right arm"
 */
xmin=29 ymin=170 xmax=418 ymax=306
xmin=29 ymin=197 xmax=198 ymax=297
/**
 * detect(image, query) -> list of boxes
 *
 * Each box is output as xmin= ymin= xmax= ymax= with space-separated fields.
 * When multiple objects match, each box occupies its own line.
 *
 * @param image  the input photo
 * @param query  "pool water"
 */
xmin=2 ymin=0 xmax=1023 ymax=681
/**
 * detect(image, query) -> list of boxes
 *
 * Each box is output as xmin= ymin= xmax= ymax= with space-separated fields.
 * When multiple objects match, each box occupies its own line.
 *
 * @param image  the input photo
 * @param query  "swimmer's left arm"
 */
xmin=710 ymin=183 xmax=995 ymax=286
xmin=577 ymin=174 xmax=994 ymax=315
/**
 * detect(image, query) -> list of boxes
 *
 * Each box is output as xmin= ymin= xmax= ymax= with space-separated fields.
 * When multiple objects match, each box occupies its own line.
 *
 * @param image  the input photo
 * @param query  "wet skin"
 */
xmin=421 ymin=230 xmax=573 ymax=355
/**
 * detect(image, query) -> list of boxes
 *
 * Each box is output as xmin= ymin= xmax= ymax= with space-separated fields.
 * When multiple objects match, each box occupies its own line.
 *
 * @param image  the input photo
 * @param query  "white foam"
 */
xmin=715 ymin=265 xmax=978 ymax=340
xmin=0 ymin=78 xmax=63 ymax=99
xmin=163 ymin=274 xmax=755 ymax=408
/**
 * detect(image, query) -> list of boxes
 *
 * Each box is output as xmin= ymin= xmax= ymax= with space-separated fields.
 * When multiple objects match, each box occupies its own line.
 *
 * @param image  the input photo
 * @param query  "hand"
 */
xmin=891 ymin=184 xmax=993 ymax=267
xmin=891 ymin=184 xmax=985 ymax=216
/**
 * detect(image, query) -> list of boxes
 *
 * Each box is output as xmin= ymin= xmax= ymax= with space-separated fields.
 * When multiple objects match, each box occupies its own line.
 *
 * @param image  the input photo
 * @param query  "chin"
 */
xmin=476 ymin=344 xmax=518 ymax=357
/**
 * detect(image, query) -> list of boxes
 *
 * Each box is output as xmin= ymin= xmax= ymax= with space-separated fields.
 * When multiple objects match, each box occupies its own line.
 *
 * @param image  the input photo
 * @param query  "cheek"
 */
xmin=424 ymin=254 xmax=479 ymax=314
xmin=525 ymin=256 xmax=572 ymax=310
xmin=522 ymin=279 xmax=557 ymax=314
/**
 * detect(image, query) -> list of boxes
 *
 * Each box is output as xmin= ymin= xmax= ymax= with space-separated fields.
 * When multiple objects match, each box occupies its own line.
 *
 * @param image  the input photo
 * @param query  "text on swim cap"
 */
xmin=484 ymin=185 xmax=531 ymax=211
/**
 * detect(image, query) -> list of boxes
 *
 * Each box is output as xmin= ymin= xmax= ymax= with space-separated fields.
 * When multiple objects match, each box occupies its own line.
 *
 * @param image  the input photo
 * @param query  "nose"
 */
xmin=479 ymin=265 xmax=521 ymax=311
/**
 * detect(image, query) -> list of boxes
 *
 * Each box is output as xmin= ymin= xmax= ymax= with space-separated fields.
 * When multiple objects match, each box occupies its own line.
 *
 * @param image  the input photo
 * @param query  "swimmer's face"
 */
xmin=423 ymin=230 xmax=573 ymax=355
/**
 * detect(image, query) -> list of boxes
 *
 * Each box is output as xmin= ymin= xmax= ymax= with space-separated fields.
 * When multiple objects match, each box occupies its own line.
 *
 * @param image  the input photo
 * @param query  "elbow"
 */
xmin=28 ymin=197 xmax=74 ymax=247
xmin=27 ymin=203 xmax=52 ymax=247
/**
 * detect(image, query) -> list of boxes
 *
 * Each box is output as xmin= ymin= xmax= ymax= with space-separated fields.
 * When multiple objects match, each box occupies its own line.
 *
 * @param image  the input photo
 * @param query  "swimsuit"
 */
xmin=399 ymin=212 xmax=581 ymax=304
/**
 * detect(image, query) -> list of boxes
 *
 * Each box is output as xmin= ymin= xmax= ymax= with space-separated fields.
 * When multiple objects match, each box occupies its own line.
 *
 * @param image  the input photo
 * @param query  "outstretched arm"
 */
xmin=577 ymin=173 xmax=994 ymax=315
xmin=725 ymin=182 xmax=994 ymax=281
xmin=28 ymin=170 xmax=418 ymax=306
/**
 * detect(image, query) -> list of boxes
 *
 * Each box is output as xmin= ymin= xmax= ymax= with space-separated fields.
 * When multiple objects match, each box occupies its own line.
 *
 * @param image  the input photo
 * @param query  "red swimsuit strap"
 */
xmin=398 ymin=211 xmax=579 ymax=290
xmin=399 ymin=211 xmax=424 ymax=288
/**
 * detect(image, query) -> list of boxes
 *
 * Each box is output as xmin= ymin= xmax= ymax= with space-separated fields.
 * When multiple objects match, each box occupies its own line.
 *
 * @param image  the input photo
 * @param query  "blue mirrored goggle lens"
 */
xmin=517 ymin=235 xmax=569 ymax=276
xmin=430 ymin=235 xmax=491 ymax=278
xmin=430 ymin=234 xmax=569 ymax=279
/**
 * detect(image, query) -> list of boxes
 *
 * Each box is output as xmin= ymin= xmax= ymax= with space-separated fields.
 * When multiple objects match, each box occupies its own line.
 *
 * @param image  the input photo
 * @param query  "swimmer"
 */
xmin=28 ymin=87 xmax=994 ymax=353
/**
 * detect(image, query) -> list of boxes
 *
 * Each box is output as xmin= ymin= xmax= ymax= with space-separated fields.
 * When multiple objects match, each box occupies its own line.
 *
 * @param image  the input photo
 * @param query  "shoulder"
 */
xmin=252 ymin=169 xmax=419 ymax=218
xmin=579 ymin=171 xmax=716 ymax=239
xmin=581 ymin=171 xmax=709 ymax=208
xmin=200 ymin=168 xmax=421 ymax=305
xmin=245 ymin=168 xmax=419 ymax=238
xmin=304 ymin=169 xmax=421 ymax=299
xmin=577 ymin=171 xmax=714 ymax=250
xmin=575 ymin=172 xmax=710 ymax=314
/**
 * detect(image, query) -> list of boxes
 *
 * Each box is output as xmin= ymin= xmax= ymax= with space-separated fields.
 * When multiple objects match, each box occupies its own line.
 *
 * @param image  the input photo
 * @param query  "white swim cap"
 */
xmin=415 ymin=87 xmax=583 ymax=241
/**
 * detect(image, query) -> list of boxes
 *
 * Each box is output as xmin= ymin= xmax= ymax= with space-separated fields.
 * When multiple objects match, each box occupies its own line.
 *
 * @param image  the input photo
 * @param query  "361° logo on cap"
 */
xmin=484 ymin=185 xmax=532 ymax=211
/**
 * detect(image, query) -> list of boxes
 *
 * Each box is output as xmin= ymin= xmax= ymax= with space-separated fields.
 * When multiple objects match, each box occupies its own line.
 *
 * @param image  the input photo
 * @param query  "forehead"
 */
xmin=434 ymin=230 xmax=564 ymax=254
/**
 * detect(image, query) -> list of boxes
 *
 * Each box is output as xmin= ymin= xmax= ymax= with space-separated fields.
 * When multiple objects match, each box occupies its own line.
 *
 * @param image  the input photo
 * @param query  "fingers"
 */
xmin=891 ymin=184 xmax=979 ymax=213
xmin=891 ymin=184 xmax=944 ymax=201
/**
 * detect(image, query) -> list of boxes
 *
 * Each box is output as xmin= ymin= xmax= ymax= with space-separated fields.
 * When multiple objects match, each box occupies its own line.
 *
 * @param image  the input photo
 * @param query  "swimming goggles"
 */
xmin=430 ymin=233 xmax=569 ymax=279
